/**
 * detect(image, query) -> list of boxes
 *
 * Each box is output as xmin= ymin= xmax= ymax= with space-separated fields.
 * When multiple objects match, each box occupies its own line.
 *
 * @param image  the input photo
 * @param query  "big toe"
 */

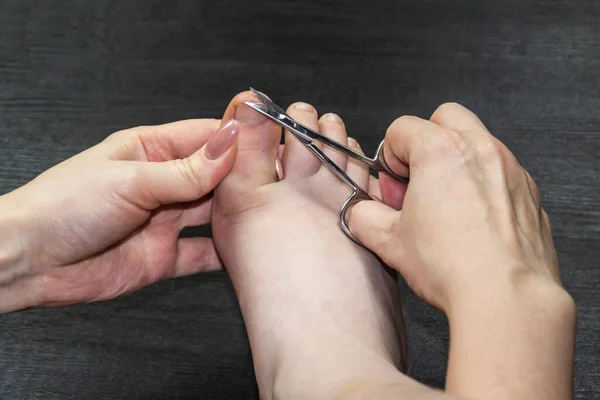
xmin=219 ymin=91 xmax=282 ymax=193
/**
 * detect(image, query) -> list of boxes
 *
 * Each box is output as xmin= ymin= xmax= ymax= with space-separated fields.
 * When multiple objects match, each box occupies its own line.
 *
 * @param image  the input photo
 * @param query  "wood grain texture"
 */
xmin=1 ymin=0 xmax=598 ymax=398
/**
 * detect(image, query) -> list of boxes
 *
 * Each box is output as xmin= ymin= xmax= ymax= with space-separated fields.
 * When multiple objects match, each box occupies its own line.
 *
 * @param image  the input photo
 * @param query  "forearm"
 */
xmin=446 ymin=279 xmax=576 ymax=400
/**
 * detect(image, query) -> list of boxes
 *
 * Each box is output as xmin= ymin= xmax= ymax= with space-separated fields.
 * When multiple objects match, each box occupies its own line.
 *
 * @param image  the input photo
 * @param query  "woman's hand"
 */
xmin=0 ymin=117 xmax=242 ymax=313
xmin=350 ymin=102 xmax=565 ymax=312
xmin=349 ymin=103 xmax=575 ymax=400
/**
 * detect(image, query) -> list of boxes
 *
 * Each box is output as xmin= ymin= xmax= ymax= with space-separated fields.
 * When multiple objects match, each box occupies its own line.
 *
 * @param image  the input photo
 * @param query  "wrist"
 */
xmin=449 ymin=279 xmax=575 ymax=329
xmin=445 ymin=274 xmax=575 ymax=400
xmin=446 ymin=263 xmax=573 ymax=321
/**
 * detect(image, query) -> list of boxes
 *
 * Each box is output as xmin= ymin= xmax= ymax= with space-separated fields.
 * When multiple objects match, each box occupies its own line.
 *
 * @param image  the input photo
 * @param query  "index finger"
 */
xmin=382 ymin=115 xmax=466 ymax=172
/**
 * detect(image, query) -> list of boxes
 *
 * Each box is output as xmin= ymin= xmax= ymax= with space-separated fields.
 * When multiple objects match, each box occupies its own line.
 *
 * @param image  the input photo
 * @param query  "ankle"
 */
xmin=269 ymin=349 xmax=404 ymax=400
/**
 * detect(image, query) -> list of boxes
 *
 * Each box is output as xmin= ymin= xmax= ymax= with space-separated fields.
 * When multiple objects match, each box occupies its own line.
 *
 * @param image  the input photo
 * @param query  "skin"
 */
xmin=0 ymin=118 xmax=240 ymax=312
xmin=211 ymin=93 xmax=408 ymax=400
xmin=349 ymin=103 xmax=576 ymax=400
xmin=0 ymin=91 xmax=575 ymax=399
xmin=212 ymin=93 xmax=575 ymax=400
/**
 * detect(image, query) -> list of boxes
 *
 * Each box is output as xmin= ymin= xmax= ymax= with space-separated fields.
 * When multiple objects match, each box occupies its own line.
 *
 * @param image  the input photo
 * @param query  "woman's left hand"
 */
xmin=0 ymin=117 xmax=242 ymax=312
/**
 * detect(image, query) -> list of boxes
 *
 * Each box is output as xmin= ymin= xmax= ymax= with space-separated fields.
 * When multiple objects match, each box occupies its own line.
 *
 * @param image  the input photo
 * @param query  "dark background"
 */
xmin=0 ymin=0 xmax=598 ymax=399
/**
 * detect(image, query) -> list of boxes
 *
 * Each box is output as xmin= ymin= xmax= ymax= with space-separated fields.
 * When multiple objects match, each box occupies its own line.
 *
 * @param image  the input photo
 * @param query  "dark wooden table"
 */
xmin=1 ymin=1 xmax=598 ymax=398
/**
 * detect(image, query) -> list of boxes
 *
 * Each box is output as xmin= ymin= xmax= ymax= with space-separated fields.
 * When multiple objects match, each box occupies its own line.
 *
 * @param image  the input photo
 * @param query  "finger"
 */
xmin=283 ymin=102 xmax=322 ymax=178
xmin=382 ymin=138 xmax=410 ymax=178
xmin=429 ymin=102 xmax=488 ymax=134
xmin=128 ymin=120 xmax=239 ymax=209
xmin=383 ymin=115 xmax=465 ymax=173
xmin=383 ymin=115 xmax=440 ymax=172
xmin=347 ymin=200 xmax=403 ymax=270
xmin=344 ymin=137 xmax=369 ymax=190
xmin=431 ymin=104 xmax=525 ymax=196
xmin=379 ymin=172 xmax=408 ymax=211
xmin=318 ymin=113 xmax=349 ymax=170
xmin=178 ymin=197 xmax=212 ymax=228
xmin=276 ymin=144 xmax=285 ymax=180
xmin=149 ymin=198 xmax=212 ymax=230
xmin=429 ymin=102 xmax=504 ymax=156
xmin=107 ymin=119 xmax=222 ymax=162
xmin=173 ymin=237 xmax=223 ymax=277
xmin=275 ymin=157 xmax=284 ymax=180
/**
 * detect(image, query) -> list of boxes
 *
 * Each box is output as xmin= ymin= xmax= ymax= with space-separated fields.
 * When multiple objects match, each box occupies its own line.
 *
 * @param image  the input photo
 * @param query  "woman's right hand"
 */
xmin=349 ymin=102 xmax=566 ymax=312
xmin=348 ymin=103 xmax=575 ymax=400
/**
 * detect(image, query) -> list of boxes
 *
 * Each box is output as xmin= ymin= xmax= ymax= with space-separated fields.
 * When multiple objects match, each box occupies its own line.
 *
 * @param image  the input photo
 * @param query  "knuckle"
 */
xmin=104 ymin=126 xmax=146 ymax=142
xmin=541 ymin=208 xmax=552 ymax=229
xmin=175 ymin=158 xmax=206 ymax=197
xmin=389 ymin=115 xmax=420 ymax=132
xmin=379 ymin=218 xmax=405 ymax=264
xmin=104 ymin=129 xmax=129 ymax=142
xmin=375 ymin=215 xmax=399 ymax=248
xmin=474 ymin=137 xmax=512 ymax=170
xmin=116 ymin=166 xmax=152 ymax=206
xmin=524 ymin=170 xmax=542 ymax=204
xmin=431 ymin=102 xmax=466 ymax=121
xmin=476 ymin=136 xmax=504 ymax=159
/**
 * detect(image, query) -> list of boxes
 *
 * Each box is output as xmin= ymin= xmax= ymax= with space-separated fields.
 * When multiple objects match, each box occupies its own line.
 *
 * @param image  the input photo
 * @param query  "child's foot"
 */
xmin=212 ymin=92 xmax=406 ymax=399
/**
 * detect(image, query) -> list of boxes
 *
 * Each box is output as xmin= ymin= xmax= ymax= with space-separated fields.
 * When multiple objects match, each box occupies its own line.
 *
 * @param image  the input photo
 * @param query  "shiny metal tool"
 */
xmin=243 ymin=88 xmax=408 ymax=246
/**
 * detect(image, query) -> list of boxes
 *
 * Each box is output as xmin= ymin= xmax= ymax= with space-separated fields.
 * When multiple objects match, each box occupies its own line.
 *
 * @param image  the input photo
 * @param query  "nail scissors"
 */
xmin=243 ymin=88 xmax=408 ymax=247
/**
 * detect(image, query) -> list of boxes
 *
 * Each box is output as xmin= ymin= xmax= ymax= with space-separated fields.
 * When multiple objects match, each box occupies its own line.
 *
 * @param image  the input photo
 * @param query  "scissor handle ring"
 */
xmin=373 ymin=140 xmax=409 ymax=184
xmin=339 ymin=187 xmax=373 ymax=247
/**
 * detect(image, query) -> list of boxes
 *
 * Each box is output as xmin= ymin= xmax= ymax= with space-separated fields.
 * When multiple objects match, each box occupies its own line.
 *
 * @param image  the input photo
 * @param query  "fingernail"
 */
xmin=204 ymin=120 xmax=240 ymax=160
xmin=294 ymin=102 xmax=314 ymax=112
xmin=326 ymin=113 xmax=343 ymax=124
xmin=234 ymin=102 xmax=268 ymax=125
xmin=275 ymin=157 xmax=284 ymax=181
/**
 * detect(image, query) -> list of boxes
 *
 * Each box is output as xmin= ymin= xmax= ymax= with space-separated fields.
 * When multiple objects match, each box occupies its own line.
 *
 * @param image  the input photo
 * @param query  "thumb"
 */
xmin=132 ymin=120 xmax=239 ymax=208
xmin=348 ymin=200 xmax=403 ymax=270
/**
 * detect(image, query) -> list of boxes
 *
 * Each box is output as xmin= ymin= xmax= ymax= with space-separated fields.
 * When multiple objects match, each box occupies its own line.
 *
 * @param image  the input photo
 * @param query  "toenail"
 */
xmin=294 ymin=102 xmax=314 ymax=112
xmin=325 ymin=113 xmax=343 ymax=124
xmin=234 ymin=102 xmax=268 ymax=125
xmin=347 ymin=137 xmax=359 ymax=148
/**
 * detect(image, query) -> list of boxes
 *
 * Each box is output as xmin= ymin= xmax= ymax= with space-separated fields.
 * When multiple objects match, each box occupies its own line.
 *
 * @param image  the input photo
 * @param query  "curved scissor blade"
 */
xmin=249 ymin=87 xmax=287 ymax=115
xmin=242 ymin=100 xmax=313 ymax=144
xmin=245 ymin=88 xmax=392 ymax=177
xmin=242 ymin=101 xmax=284 ymax=122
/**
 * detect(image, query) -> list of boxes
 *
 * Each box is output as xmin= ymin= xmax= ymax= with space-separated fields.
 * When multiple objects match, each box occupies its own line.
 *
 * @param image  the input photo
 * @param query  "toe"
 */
xmin=282 ymin=102 xmax=322 ymax=179
xmin=219 ymin=91 xmax=282 ymax=192
xmin=368 ymin=176 xmax=382 ymax=201
xmin=345 ymin=137 xmax=370 ymax=191
xmin=317 ymin=113 xmax=349 ymax=172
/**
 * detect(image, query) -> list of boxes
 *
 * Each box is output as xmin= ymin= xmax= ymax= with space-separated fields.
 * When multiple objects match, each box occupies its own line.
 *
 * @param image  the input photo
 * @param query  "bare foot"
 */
xmin=212 ymin=92 xmax=406 ymax=399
